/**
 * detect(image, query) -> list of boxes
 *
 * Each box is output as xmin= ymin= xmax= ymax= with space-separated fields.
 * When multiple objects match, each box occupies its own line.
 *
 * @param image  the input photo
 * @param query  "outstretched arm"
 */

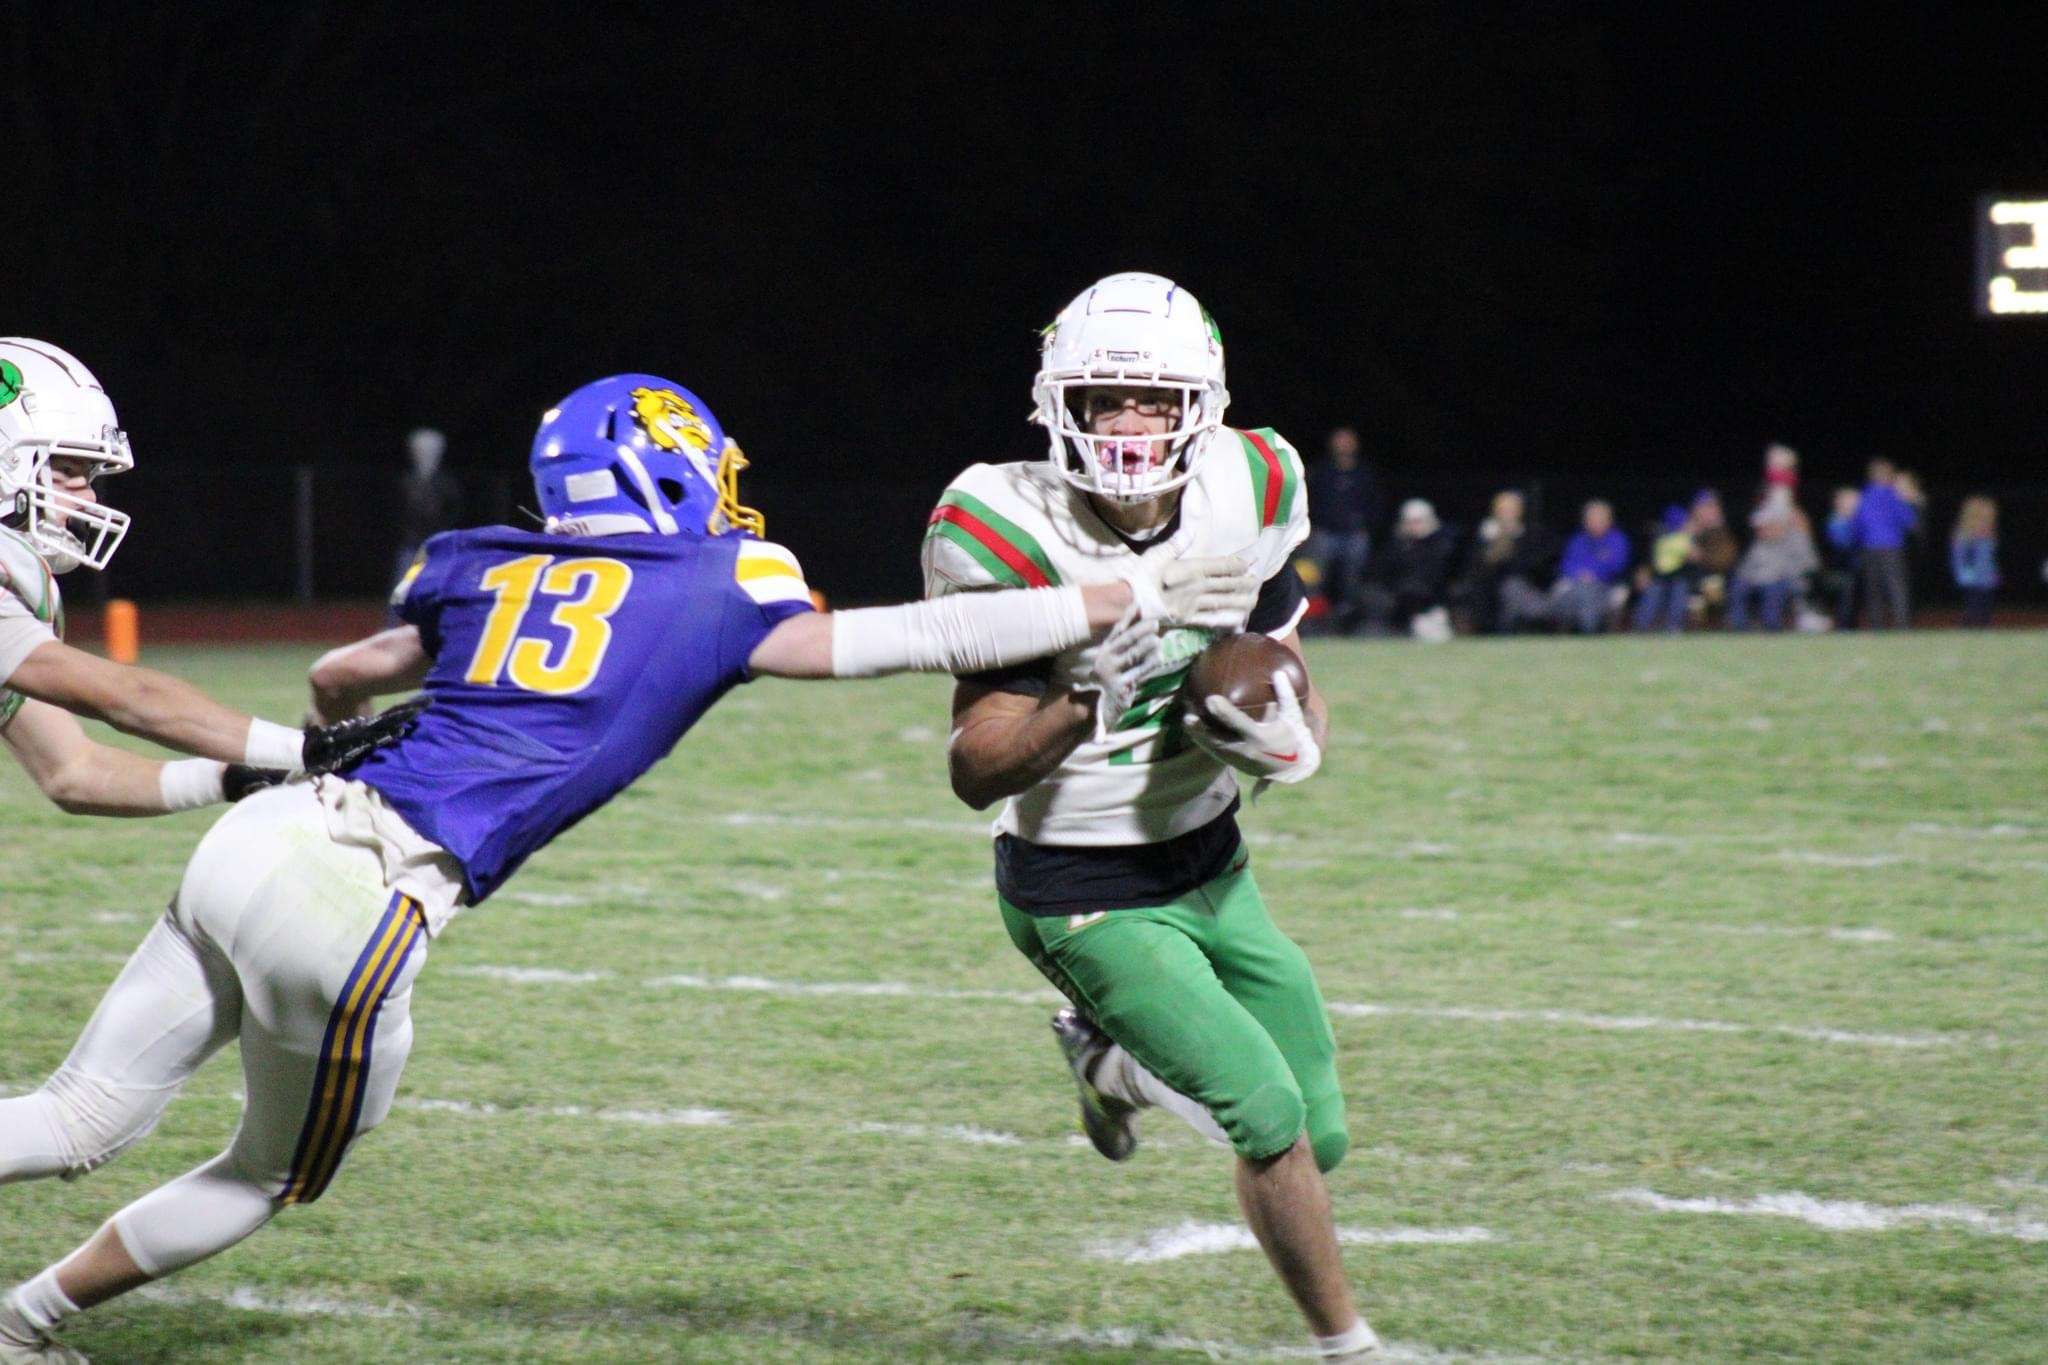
xmin=747 ymin=556 xmax=1257 ymax=681
xmin=308 ymin=626 xmax=432 ymax=723
xmin=5 ymin=641 xmax=304 ymax=768
xmin=0 ymin=699 xmax=274 ymax=816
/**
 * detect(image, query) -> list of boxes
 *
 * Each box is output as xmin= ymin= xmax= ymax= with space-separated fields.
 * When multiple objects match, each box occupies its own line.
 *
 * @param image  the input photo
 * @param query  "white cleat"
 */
xmin=0 ymin=1300 xmax=89 ymax=1365
xmin=1321 ymin=1318 xmax=1383 ymax=1361
xmin=1050 ymin=1007 xmax=1139 ymax=1161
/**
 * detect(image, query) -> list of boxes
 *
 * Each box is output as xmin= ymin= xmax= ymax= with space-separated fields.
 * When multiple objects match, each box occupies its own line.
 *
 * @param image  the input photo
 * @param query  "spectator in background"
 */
xmin=1632 ymin=504 xmax=1697 ymax=632
xmin=1845 ymin=458 xmax=1919 ymax=628
xmin=1361 ymin=498 xmax=1456 ymax=641
xmin=1951 ymin=495 xmax=2000 ymax=628
xmin=1687 ymin=489 xmax=1741 ymax=623
xmin=1761 ymin=442 xmax=1800 ymax=507
xmin=1728 ymin=493 xmax=1818 ymax=630
xmin=1510 ymin=499 xmax=1629 ymax=634
xmin=1824 ymin=485 xmax=1862 ymax=627
xmin=392 ymin=427 xmax=463 ymax=592
xmin=1462 ymin=489 xmax=1558 ymax=634
xmin=1304 ymin=426 xmax=1380 ymax=634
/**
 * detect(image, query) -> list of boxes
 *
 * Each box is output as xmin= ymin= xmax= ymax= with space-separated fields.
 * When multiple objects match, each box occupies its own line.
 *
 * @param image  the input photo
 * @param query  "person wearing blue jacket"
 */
xmin=1845 ymin=459 xmax=1920 ymax=627
xmin=1551 ymin=499 xmax=1632 ymax=633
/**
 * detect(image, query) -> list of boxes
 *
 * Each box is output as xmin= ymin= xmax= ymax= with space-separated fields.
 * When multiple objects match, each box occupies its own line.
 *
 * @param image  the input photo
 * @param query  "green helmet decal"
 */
xmin=0 ymin=359 xmax=22 ymax=410
xmin=1199 ymin=305 xmax=1223 ymax=346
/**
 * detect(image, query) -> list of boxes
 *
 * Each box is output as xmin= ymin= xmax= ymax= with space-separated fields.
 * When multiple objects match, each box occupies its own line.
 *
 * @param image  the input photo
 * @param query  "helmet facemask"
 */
xmin=1 ymin=434 xmax=133 ymax=573
xmin=1036 ymin=371 xmax=1226 ymax=504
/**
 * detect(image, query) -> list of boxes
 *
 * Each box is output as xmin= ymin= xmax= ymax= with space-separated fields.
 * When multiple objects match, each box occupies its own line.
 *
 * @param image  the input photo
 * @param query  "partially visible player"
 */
xmin=925 ymin=274 xmax=1378 ymax=1360
xmin=0 ymin=336 xmax=440 ymax=818
xmin=0 ymin=373 xmax=1253 ymax=1362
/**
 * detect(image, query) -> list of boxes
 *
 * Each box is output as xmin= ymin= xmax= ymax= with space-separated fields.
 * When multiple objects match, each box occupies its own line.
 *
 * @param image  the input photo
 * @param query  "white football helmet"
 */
xmin=1032 ymin=272 xmax=1230 ymax=503
xmin=0 ymin=339 xmax=133 ymax=572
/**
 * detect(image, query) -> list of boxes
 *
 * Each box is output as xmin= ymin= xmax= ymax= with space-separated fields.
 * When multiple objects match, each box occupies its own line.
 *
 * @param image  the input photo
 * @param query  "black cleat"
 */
xmin=1051 ymin=1007 xmax=1139 ymax=1162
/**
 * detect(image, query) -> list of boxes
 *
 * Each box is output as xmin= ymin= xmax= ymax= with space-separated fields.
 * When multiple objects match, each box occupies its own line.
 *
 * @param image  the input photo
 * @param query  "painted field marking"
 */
xmin=1090 ymin=1220 xmax=1495 ymax=1264
xmin=1608 ymin=919 xmax=1897 ymax=945
xmin=1612 ymin=1189 xmax=2048 ymax=1242
xmin=448 ymin=962 xmax=1969 ymax=1050
xmin=396 ymin=1097 xmax=732 ymax=1127
xmin=848 ymin=1121 xmax=1023 ymax=1147
xmin=1327 ymin=1001 xmax=1949 ymax=1050
xmin=1779 ymin=850 xmax=1906 ymax=869
xmin=136 ymin=1284 xmax=419 ymax=1319
xmin=134 ymin=1282 xmax=1517 ymax=1363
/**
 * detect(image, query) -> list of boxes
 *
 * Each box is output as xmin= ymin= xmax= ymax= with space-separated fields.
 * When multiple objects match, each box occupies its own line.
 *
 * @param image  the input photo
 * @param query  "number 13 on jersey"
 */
xmin=464 ymin=554 xmax=633 ymax=695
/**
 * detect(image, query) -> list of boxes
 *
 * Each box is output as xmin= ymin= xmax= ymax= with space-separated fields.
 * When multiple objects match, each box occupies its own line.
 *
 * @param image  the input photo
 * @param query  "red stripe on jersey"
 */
xmin=929 ymin=504 xmax=1053 ymax=587
xmin=1243 ymin=429 xmax=1284 ymax=528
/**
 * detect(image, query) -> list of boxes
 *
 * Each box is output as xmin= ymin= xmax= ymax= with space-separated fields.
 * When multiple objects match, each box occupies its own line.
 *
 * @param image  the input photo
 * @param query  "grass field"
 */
xmin=3 ymin=633 xmax=2045 ymax=1363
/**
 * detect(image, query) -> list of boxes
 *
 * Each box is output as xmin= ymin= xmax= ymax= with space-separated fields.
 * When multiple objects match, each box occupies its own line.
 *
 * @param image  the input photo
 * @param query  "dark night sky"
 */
xmin=13 ymin=3 xmax=2048 ymax=598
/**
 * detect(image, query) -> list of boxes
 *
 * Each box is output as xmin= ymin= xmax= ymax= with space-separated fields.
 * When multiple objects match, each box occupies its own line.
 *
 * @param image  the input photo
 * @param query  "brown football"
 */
xmin=1180 ymin=632 xmax=1308 ymax=740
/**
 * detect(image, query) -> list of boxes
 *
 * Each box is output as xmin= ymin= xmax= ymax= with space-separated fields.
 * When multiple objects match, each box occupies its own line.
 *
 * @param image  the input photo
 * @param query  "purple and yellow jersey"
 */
xmin=348 ymin=526 xmax=812 ymax=903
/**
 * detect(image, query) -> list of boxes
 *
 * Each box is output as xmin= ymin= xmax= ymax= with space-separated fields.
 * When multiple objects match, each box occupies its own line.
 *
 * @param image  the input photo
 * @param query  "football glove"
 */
xmin=1190 ymin=668 xmax=1321 ymax=787
xmin=1126 ymin=555 xmax=1256 ymax=631
xmin=302 ymin=696 xmax=430 ymax=775
xmin=1086 ymin=604 xmax=1168 ymax=726
xmin=221 ymin=764 xmax=288 ymax=801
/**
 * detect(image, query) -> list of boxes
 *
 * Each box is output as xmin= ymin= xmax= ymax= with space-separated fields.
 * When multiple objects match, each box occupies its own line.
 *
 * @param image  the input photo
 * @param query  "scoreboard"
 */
xmin=1978 ymin=198 xmax=2048 ymax=315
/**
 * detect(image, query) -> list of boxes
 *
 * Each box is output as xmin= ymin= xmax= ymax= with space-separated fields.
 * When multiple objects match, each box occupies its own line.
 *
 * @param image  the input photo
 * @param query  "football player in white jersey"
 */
xmin=0 ymin=337 xmax=424 ymax=816
xmin=924 ymin=274 xmax=1379 ymax=1361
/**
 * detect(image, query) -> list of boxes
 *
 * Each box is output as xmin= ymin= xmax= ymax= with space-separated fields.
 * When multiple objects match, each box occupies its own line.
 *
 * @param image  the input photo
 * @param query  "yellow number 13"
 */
xmin=464 ymin=554 xmax=633 ymax=695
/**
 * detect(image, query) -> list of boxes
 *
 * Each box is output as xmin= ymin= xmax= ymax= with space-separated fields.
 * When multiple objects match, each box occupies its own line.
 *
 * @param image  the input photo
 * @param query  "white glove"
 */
xmin=1086 ymin=604 xmax=1167 ymax=730
xmin=1126 ymin=555 xmax=1257 ymax=630
xmin=1189 ymin=669 xmax=1321 ymax=787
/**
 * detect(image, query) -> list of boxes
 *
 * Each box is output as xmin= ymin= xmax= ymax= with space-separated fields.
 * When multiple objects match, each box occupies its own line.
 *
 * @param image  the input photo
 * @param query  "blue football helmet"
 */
xmin=530 ymin=375 xmax=765 ymax=538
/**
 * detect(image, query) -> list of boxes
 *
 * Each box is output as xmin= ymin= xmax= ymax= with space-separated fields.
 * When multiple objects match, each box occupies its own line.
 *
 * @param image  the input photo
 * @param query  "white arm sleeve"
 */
xmin=829 ymin=585 xmax=1092 ymax=679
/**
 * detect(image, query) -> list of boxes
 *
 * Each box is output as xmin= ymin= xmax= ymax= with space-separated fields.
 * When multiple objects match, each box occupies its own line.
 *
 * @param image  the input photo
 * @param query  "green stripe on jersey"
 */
xmin=1237 ymin=429 xmax=1300 ymax=528
xmin=928 ymin=489 xmax=1063 ymax=587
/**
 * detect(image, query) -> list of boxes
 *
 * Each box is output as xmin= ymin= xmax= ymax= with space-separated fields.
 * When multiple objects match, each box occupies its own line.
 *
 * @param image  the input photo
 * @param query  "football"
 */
xmin=1180 ymin=632 xmax=1308 ymax=740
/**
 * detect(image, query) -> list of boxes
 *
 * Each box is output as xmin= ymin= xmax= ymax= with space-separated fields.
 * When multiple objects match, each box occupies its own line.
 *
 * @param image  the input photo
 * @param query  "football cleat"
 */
xmin=0 ymin=1299 xmax=89 ymax=1364
xmin=1051 ymin=1007 xmax=1139 ymax=1162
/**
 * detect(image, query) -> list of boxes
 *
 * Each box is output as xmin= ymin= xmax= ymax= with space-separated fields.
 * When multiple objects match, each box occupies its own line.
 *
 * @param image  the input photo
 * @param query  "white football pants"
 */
xmin=0 ymin=782 xmax=427 ymax=1277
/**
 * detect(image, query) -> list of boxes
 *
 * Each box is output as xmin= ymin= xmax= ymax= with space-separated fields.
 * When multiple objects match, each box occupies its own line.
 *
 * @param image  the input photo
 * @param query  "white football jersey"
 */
xmin=922 ymin=428 xmax=1309 ymax=846
xmin=0 ymin=524 xmax=63 ymax=726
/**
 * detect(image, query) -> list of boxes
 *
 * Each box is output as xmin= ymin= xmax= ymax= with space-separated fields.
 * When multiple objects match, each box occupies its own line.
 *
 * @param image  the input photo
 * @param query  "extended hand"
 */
xmin=302 ymin=696 xmax=429 ymax=775
xmin=1127 ymin=555 xmax=1256 ymax=631
xmin=1087 ymin=605 xmax=1167 ymax=726
xmin=1189 ymin=669 xmax=1321 ymax=786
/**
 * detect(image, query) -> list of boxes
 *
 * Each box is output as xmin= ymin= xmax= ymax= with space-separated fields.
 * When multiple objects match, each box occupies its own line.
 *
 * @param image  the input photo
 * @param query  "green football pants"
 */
xmin=1000 ymin=854 xmax=1348 ymax=1170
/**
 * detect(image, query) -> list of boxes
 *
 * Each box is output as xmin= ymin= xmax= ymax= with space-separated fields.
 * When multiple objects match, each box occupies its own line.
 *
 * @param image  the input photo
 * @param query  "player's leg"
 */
xmin=1002 ymin=898 xmax=1308 ymax=1165
xmin=0 ymin=914 xmax=241 ymax=1187
xmin=5 ymin=787 xmax=427 ymax=1342
xmin=68 ymin=890 xmax=426 ymax=1310
xmin=1201 ymin=864 xmax=1348 ymax=1173
xmin=1201 ymin=862 xmax=1374 ymax=1354
xmin=0 ymin=914 xmax=243 ymax=1358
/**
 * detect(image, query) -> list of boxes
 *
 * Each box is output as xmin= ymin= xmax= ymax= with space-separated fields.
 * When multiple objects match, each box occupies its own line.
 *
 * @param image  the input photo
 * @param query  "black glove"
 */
xmin=302 ymin=696 xmax=430 ymax=776
xmin=222 ymin=764 xmax=288 ymax=801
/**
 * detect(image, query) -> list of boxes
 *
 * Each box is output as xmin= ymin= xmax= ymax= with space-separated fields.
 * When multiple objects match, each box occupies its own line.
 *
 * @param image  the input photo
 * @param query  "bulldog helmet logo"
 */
xmin=628 ymin=387 xmax=713 ymax=456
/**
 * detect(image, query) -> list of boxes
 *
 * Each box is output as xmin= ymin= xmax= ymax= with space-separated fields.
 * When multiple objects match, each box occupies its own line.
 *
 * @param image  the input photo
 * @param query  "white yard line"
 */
xmin=848 ymin=1121 xmax=1023 ymax=1146
xmin=447 ymin=961 xmax=1963 ymax=1050
xmin=647 ymin=971 xmax=1059 ymax=1007
xmin=1778 ymin=850 xmax=1906 ymax=869
xmin=443 ymin=964 xmax=613 ymax=984
xmin=1611 ymin=1189 xmax=2048 ymax=1242
xmin=1608 ymin=919 xmax=1898 ymax=944
xmin=135 ymin=1284 xmax=420 ymax=1319
xmin=1328 ymin=1001 xmax=1949 ymax=1049
xmin=397 ymin=1097 xmax=732 ymax=1126
xmin=1090 ymin=1220 xmax=1495 ymax=1264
